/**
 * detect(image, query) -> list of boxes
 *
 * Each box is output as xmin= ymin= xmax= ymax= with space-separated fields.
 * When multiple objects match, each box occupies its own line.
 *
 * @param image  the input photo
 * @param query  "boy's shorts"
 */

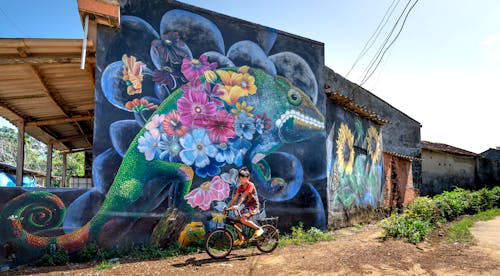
xmin=240 ymin=205 xmax=259 ymax=219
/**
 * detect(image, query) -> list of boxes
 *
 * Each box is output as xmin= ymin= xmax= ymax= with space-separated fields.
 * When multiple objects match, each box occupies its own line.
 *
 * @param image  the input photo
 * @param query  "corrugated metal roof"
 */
xmin=421 ymin=140 xmax=479 ymax=157
xmin=0 ymin=38 xmax=95 ymax=152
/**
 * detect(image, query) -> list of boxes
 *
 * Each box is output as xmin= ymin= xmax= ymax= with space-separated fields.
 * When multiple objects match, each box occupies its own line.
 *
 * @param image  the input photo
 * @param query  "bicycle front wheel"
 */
xmin=205 ymin=229 xmax=233 ymax=259
xmin=256 ymin=224 xmax=279 ymax=253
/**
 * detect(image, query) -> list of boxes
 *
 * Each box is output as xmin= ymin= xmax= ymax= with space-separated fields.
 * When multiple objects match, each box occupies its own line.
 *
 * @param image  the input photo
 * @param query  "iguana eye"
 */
xmin=287 ymin=89 xmax=302 ymax=106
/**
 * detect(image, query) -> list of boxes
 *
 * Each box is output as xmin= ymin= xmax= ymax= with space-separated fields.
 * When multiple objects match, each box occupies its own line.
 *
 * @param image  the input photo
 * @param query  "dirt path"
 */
xmin=470 ymin=216 xmax=500 ymax=261
xmin=6 ymin=222 xmax=500 ymax=275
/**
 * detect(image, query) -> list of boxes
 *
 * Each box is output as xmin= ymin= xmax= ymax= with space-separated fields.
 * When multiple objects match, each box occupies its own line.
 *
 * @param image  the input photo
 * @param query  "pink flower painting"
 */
xmin=184 ymin=176 xmax=230 ymax=211
xmin=205 ymin=109 xmax=236 ymax=143
xmin=177 ymin=90 xmax=217 ymax=128
xmin=181 ymin=54 xmax=217 ymax=82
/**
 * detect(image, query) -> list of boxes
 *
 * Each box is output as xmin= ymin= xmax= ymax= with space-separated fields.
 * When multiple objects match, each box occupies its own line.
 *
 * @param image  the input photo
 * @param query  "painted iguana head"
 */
xmin=236 ymin=67 xmax=325 ymax=201
xmin=245 ymin=68 xmax=325 ymax=144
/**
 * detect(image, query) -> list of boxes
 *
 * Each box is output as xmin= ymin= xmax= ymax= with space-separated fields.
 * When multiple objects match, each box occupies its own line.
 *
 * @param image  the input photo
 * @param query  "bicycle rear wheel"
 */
xmin=256 ymin=224 xmax=279 ymax=253
xmin=205 ymin=229 xmax=233 ymax=259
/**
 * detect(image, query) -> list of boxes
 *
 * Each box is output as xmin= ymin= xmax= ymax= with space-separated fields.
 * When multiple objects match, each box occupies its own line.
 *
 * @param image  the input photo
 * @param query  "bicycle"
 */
xmin=204 ymin=207 xmax=280 ymax=259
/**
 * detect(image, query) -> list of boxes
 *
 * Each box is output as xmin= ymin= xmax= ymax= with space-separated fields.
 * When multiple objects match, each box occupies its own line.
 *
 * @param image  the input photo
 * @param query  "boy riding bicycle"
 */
xmin=226 ymin=167 xmax=264 ymax=246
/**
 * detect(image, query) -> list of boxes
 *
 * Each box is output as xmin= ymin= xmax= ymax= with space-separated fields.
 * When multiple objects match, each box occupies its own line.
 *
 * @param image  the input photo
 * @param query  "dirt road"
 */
xmin=6 ymin=221 xmax=500 ymax=275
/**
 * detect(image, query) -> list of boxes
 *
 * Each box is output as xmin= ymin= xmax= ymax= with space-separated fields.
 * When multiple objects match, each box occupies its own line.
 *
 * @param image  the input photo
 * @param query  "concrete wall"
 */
xmin=476 ymin=157 xmax=500 ymax=188
xmin=0 ymin=0 xmax=328 ymax=265
xmin=324 ymin=68 xmax=422 ymax=190
xmin=326 ymin=100 xmax=384 ymax=228
xmin=421 ymin=149 xmax=476 ymax=195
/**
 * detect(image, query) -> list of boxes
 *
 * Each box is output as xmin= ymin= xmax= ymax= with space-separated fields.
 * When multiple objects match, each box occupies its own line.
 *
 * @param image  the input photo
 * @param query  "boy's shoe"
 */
xmin=234 ymin=239 xmax=245 ymax=246
xmin=253 ymin=228 xmax=264 ymax=238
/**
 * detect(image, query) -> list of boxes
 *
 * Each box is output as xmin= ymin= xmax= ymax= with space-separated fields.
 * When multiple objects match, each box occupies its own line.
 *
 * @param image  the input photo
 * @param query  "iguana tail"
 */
xmin=0 ymin=191 xmax=90 ymax=263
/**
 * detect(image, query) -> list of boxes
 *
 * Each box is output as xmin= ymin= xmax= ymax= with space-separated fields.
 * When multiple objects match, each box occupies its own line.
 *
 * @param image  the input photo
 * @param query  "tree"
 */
xmin=0 ymin=126 xmax=85 ymax=186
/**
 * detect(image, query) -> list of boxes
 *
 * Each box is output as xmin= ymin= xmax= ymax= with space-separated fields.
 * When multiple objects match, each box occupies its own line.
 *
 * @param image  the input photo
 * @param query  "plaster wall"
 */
xmin=421 ymin=150 xmax=476 ymax=195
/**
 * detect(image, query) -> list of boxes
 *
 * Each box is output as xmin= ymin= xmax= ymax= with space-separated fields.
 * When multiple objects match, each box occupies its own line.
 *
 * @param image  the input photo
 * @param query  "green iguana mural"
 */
xmin=0 ymin=66 xmax=324 ymax=262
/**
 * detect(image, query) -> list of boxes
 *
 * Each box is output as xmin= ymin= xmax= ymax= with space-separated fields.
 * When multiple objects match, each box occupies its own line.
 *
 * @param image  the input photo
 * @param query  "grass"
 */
xmin=446 ymin=208 xmax=500 ymax=243
xmin=279 ymin=223 xmax=335 ymax=246
xmin=446 ymin=218 xmax=474 ymax=243
xmin=353 ymin=224 xmax=363 ymax=233
xmin=94 ymin=260 xmax=115 ymax=270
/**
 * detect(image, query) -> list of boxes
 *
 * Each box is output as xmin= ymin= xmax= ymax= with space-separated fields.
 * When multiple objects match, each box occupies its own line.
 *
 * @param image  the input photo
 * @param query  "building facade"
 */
xmin=0 ymin=0 xmax=422 ymax=266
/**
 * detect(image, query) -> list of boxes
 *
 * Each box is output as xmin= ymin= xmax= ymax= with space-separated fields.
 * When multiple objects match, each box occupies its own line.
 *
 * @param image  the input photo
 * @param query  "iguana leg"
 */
xmin=89 ymin=157 xmax=194 ymax=241
xmin=249 ymin=152 xmax=303 ymax=202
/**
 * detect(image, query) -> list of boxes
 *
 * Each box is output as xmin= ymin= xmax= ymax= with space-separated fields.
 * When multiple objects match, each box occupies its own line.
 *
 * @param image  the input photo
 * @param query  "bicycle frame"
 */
xmin=220 ymin=209 xmax=257 ymax=241
xmin=205 ymin=208 xmax=280 ymax=259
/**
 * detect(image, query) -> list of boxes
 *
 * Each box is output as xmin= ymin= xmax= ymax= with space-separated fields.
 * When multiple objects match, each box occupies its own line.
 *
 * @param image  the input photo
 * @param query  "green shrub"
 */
xmin=36 ymin=254 xmax=55 ymax=266
xmin=379 ymin=211 xmax=433 ymax=243
xmin=53 ymin=251 xmax=69 ymax=265
xmin=76 ymin=242 xmax=99 ymax=262
xmin=433 ymin=188 xmax=469 ymax=220
xmin=407 ymin=197 xmax=441 ymax=223
xmin=36 ymin=250 xmax=69 ymax=266
xmin=491 ymin=186 xmax=500 ymax=207
xmin=279 ymin=223 xmax=334 ymax=246
xmin=382 ymin=186 xmax=500 ymax=244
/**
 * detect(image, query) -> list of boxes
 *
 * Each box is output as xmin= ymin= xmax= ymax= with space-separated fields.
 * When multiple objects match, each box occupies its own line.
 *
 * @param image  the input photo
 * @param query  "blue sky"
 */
xmin=1 ymin=0 xmax=499 ymax=153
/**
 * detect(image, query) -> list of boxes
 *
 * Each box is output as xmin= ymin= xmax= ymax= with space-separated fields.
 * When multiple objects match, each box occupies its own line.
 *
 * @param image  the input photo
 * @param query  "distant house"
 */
xmin=421 ymin=141 xmax=480 ymax=196
xmin=0 ymin=163 xmax=44 ymax=187
xmin=481 ymin=148 xmax=500 ymax=160
xmin=477 ymin=148 xmax=500 ymax=187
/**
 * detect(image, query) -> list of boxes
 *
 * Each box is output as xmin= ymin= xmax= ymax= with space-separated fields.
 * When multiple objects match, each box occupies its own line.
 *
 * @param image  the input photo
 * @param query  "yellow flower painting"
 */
xmin=336 ymin=123 xmax=354 ymax=175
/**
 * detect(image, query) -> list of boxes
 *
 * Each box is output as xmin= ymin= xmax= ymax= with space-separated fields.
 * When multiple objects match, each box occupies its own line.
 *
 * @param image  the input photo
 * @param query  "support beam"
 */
xmin=62 ymin=147 xmax=93 ymax=153
xmin=0 ymin=55 xmax=96 ymax=65
xmin=30 ymin=65 xmax=69 ymax=117
xmin=46 ymin=142 xmax=53 ymax=188
xmin=62 ymin=152 xmax=67 ymax=188
xmin=16 ymin=47 xmax=29 ymax=57
xmin=58 ymin=134 xmax=93 ymax=142
xmin=26 ymin=115 xmax=94 ymax=126
xmin=16 ymin=121 xmax=25 ymax=187
xmin=0 ymin=101 xmax=26 ymax=122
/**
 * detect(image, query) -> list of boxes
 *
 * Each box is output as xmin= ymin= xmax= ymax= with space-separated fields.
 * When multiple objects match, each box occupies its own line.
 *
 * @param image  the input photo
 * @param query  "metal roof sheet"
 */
xmin=0 ymin=38 xmax=95 ymax=152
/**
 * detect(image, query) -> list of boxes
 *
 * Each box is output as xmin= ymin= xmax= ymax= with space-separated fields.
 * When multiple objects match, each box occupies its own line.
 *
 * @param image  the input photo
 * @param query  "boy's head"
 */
xmin=238 ymin=167 xmax=250 ymax=179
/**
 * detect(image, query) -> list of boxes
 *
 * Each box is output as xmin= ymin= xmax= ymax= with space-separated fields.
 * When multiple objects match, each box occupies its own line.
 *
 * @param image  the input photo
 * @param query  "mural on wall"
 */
xmin=327 ymin=112 xmax=384 ymax=214
xmin=0 ymin=5 xmax=326 ymax=264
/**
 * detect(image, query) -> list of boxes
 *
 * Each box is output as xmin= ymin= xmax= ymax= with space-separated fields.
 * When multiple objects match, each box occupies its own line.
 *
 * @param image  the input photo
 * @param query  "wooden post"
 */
xmin=46 ymin=142 xmax=53 ymax=187
xmin=62 ymin=152 xmax=67 ymax=187
xmin=15 ymin=121 xmax=25 ymax=187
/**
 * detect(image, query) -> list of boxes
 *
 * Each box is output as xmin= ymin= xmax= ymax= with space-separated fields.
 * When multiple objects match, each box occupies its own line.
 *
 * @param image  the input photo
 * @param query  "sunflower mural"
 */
xmin=329 ymin=117 xmax=384 ymax=211
xmin=366 ymin=126 xmax=381 ymax=165
xmin=336 ymin=123 xmax=355 ymax=175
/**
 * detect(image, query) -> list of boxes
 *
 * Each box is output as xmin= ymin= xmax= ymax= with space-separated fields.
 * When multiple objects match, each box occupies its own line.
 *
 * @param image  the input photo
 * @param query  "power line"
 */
xmin=346 ymin=0 xmax=400 ymax=78
xmin=360 ymin=0 xmax=419 ymax=85
xmin=0 ymin=7 xmax=30 ymax=38
xmin=358 ymin=0 xmax=414 ymax=85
